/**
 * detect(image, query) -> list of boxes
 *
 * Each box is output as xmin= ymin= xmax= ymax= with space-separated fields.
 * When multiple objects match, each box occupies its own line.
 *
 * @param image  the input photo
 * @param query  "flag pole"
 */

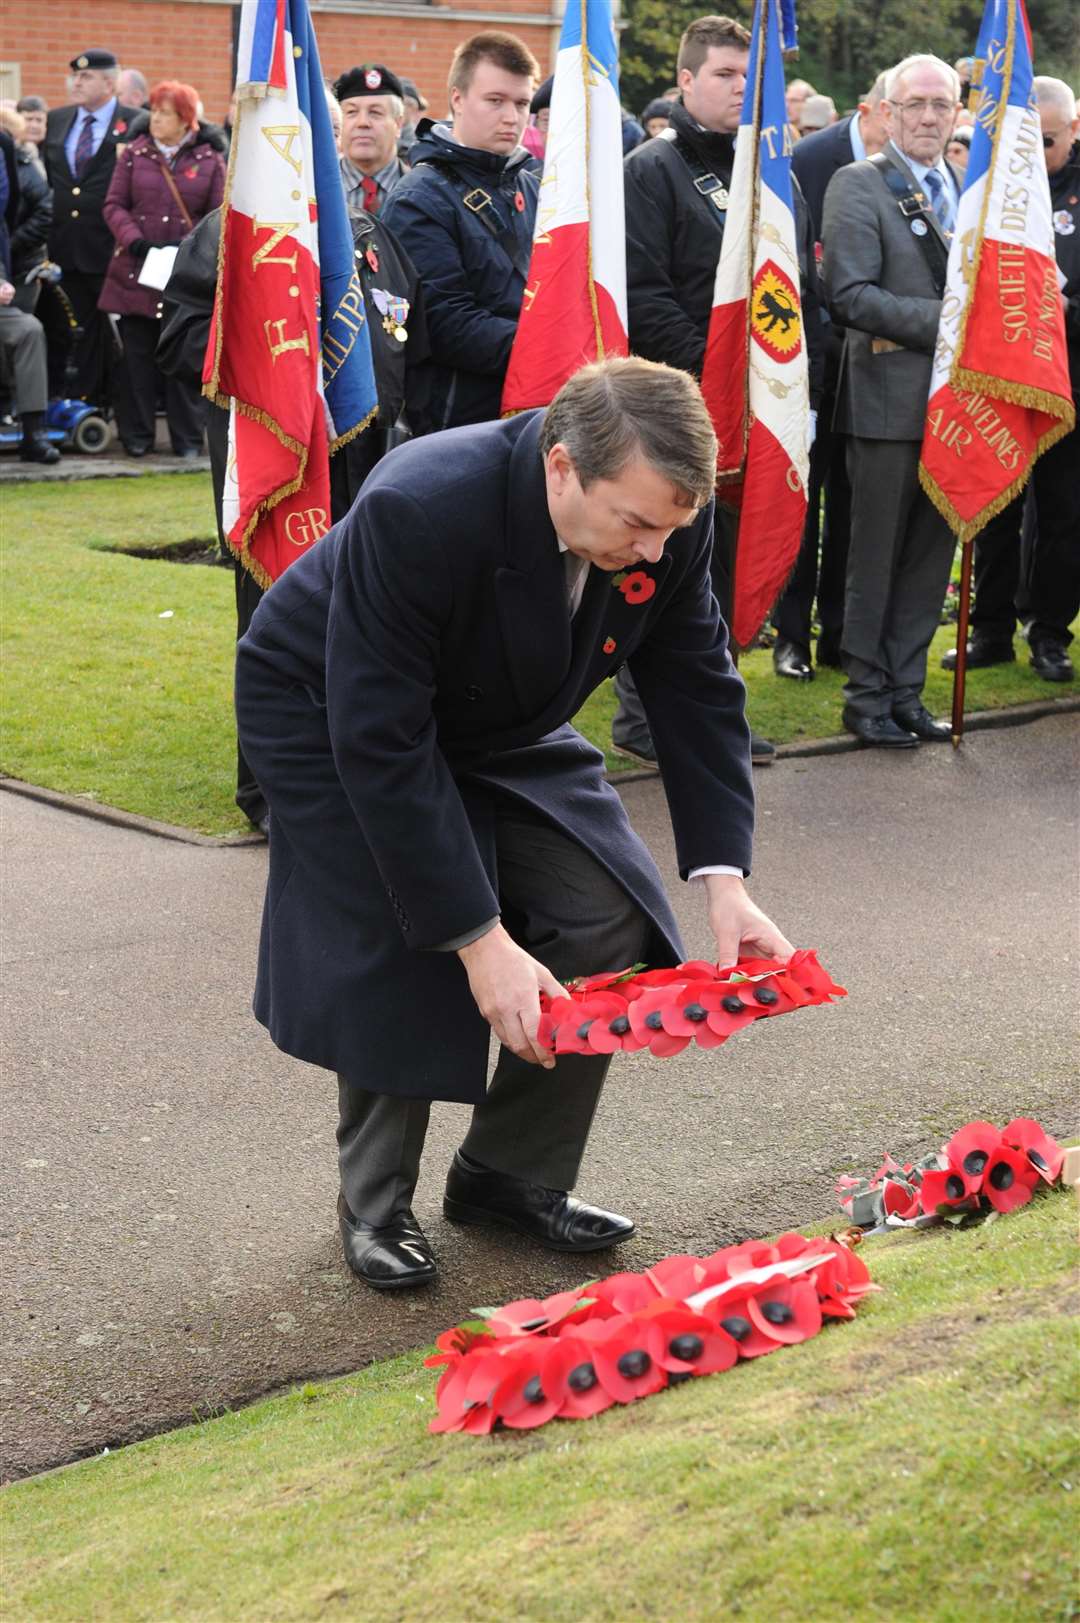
xmin=950 ymin=539 xmax=973 ymax=747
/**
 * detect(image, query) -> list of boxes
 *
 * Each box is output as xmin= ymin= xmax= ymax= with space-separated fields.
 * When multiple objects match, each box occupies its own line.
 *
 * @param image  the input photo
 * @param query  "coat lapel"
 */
xmin=494 ymin=414 xmax=572 ymax=716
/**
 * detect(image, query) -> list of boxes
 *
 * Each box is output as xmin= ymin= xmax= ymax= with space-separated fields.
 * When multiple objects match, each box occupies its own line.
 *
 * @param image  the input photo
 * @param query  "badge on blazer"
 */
xmin=372 ymin=287 xmax=409 ymax=340
xmin=1053 ymin=209 xmax=1075 ymax=236
xmin=910 ymin=217 xmax=928 ymax=236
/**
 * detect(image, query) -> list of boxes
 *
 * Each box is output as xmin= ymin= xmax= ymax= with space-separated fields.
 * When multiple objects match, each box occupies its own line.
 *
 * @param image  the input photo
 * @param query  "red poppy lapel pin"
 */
xmin=611 ymin=568 xmax=656 ymax=606
xmin=113 ymin=119 xmax=127 ymax=136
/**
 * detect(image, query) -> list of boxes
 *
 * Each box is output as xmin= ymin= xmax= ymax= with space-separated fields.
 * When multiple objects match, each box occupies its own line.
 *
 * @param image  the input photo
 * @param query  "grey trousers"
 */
xmin=843 ymin=436 xmax=955 ymax=718
xmin=336 ymin=797 xmax=651 ymax=1225
xmin=0 ymin=304 xmax=48 ymax=415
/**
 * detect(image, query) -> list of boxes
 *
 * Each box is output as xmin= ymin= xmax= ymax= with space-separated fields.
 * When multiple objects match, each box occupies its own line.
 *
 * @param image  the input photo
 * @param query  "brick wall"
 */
xmin=2 ymin=0 xmax=556 ymax=124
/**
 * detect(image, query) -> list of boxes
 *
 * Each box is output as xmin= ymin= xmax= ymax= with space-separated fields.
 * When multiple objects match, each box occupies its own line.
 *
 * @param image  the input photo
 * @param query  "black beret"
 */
xmin=531 ymin=76 xmax=553 ymax=114
xmin=70 ymin=49 xmax=118 ymax=71
xmin=333 ymin=63 xmax=405 ymax=103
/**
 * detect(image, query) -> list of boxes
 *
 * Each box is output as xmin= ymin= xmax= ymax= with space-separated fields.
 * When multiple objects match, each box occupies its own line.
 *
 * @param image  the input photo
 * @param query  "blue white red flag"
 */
xmin=919 ymin=0 xmax=1074 ymax=541
xmin=700 ymin=0 xmax=809 ymax=649
xmin=500 ymin=0 xmax=627 ymax=412
xmin=204 ymin=0 xmax=378 ymax=585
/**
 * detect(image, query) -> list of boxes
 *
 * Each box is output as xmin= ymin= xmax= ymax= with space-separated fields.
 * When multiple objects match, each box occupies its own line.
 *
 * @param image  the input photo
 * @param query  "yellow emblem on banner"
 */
xmin=750 ymin=260 xmax=802 ymax=362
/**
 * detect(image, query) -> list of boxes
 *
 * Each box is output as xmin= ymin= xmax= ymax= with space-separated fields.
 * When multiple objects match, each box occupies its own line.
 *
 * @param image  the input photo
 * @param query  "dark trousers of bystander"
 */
xmin=336 ymin=797 xmax=651 ymax=1224
xmin=772 ymin=417 xmax=851 ymax=659
xmin=115 ymin=314 xmax=206 ymax=454
xmin=59 ymin=270 xmax=115 ymax=403
xmin=969 ymin=419 xmax=1080 ymax=648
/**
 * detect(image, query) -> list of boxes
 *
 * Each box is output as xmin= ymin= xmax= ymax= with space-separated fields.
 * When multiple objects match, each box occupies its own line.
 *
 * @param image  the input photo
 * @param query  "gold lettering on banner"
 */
xmin=926 ymin=405 xmax=974 ymax=456
xmin=264 ymin=317 xmax=310 ymax=362
xmin=996 ymin=242 xmax=1031 ymax=343
xmin=949 ymin=389 xmax=1023 ymax=470
xmin=333 ymin=281 xmax=366 ymax=333
xmin=251 ymin=219 xmax=299 ymax=274
xmin=760 ymin=124 xmax=778 ymax=159
xmin=261 ymin=124 xmax=302 ymax=175
xmin=284 ymin=507 xmax=329 ymax=547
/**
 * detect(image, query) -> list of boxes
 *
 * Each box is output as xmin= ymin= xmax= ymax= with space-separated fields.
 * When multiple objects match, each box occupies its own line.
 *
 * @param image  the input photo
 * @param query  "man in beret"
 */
xmin=42 ymin=50 xmax=140 ymax=402
xmin=334 ymin=64 xmax=408 ymax=219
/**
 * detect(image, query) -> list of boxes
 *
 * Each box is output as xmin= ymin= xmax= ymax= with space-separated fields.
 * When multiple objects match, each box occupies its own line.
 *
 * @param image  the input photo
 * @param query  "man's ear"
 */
xmin=544 ymin=443 xmax=575 ymax=495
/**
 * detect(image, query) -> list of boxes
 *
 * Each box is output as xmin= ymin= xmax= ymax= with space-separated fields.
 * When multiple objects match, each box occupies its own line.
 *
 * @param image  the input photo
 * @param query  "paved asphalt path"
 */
xmin=3 ymin=713 xmax=1077 ymax=1480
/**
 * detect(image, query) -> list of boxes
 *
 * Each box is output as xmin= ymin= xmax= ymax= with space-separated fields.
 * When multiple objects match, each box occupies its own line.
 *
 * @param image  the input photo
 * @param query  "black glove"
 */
xmin=128 ymin=238 xmax=151 ymax=261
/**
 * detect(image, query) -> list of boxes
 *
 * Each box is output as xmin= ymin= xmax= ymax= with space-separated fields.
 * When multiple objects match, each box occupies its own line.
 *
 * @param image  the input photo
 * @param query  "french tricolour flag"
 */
xmin=500 ymin=0 xmax=627 ymax=412
xmin=700 ymin=0 xmax=809 ymax=651
xmin=919 ymin=0 xmax=1074 ymax=541
xmin=203 ymin=0 xmax=378 ymax=585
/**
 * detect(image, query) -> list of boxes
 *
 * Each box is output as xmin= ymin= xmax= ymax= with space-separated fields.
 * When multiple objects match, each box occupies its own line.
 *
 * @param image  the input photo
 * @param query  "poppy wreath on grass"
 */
xmin=537 ymin=950 xmax=846 ymax=1060
xmin=836 ymin=1117 xmax=1067 ymax=1230
xmin=426 ymin=1230 xmax=877 ymax=1434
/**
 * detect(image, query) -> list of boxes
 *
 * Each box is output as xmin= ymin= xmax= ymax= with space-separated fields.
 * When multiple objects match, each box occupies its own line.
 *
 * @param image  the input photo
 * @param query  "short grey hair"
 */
xmin=539 ymin=358 xmax=718 ymax=507
xmin=864 ymin=71 xmax=887 ymax=108
xmin=885 ymin=55 xmax=961 ymax=104
xmin=1034 ymin=76 xmax=1077 ymax=121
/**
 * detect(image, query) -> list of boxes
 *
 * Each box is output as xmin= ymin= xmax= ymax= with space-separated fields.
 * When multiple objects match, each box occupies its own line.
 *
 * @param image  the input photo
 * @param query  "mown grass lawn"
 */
xmin=1 ymin=475 xmax=1073 ymax=835
xmin=2 ymin=1191 xmax=1077 ymax=1622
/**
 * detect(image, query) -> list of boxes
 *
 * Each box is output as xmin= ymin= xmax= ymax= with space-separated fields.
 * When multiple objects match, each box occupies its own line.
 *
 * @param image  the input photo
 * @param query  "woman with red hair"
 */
xmin=100 ymin=80 xmax=225 ymax=456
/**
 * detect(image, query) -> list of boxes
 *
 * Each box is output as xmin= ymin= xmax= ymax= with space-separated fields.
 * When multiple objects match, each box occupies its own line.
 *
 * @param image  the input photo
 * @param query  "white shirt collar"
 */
xmin=849 ymin=112 xmax=866 ymax=162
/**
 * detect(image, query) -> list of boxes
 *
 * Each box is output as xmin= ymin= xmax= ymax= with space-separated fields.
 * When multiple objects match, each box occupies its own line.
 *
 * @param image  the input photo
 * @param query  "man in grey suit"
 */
xmin=822 ymin=54 xmax=963 ymax=747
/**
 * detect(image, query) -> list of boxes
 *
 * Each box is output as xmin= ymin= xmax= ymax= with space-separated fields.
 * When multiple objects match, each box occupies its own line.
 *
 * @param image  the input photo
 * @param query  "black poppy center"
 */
xmin=963 ymin=1149 xmax=989 ymax=1176
xmin=720 ymin=1315 xmax=751 ymax=1341
xmin=669 ymin=1333 xmax=704 ymax=1362
xmin=753 ymin=986 xmax=779 ymax=1007
xmin=617 ymin=1349 xmax=651 ymax=1379
xmin=575 ymin=1020 xmax=594 ymax=1041
xmin=1028 ymin=1149 xmax=1048 ymax=1171
xmin=567 ymin=1361 xmax=597 ymax=1393
xmin=989 ymin=1161 xmax=1014 ymax=1191
xmin=721 ymin=995 xmax=745 ymax=1014
xmin=760 ymin=1301 xmax=793 ymax=1326
xmin=945 ymin=1174 xmax=966 ymax=1200
xmin=522 ymin=1375 xmax=546 ymax=1405
xmin=609 ymin=1015 xmax=630 ymax=1035
xmin=682 ymin=1003 xmax=708 ymax=1023
xmin=645 ymin=1011 xmax=664 ymax=1031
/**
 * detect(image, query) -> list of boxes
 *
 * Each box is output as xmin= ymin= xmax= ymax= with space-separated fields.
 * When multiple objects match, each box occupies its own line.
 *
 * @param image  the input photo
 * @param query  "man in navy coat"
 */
xmin=237 ymin=358 xmax=792 ymax=1290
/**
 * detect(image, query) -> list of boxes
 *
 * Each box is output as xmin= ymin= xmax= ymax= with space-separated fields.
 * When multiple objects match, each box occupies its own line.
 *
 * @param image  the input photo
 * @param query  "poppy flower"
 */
xmin=1001 ymin=1117 xmax=1064 ymax=1184
xmin=881 ymin=1177 xmax=920 ymax=1221
xmin=603 ymin=637 xmax=617 ymax=656
xmin=424 ymin=1323 xmax=494 ymax=1369
xmin=552 ymin=990 xmax=637 ymax=1056
xmin=944 ymin=1120 xmax=1002 ymax=1182
xmin=649 ymin=1307 xmax=739 ymax=1376
xmin=429 ymin=1347 xmax=505 ymax=1433
xmin=576 ymin=1315 xmax=668 ymax=1403
xmin=747 ymin=1279 xmax=822 ymax=1346
xmin=627 ymin=987 xmax=692 ymax=1056
xmin=980 ymin=1145 xmax=1039 ymax=1214
xmin=617 ymin=570 xmax=656 ymax=605
xmin=491 ymin=1340 xmax=565 ymax=1429
xmin=486 ymin=1285 xmax=594 ymax=1339
xmin=544 ymin=1334 xmax=617 ymax=1419
xmin=692 ymin=984 xmax=765 ymax=1039
xmin=537 ymin=995 xmax=576 ymax=1054
xmin=644 ymin=1253 xmax=709 ymax=1299
xmin=695 ymin=1292 xmax=779 ymax=1358
xmin=785 ymin=949 xmax=847 ymax=1001
xmin=659 ymin=984 xmax=731 ymax=1047
xmin=586 ymin=1271 xmax=659 ymax=1316
xmin=918 ymin=1164 xmax=980 ymax=1216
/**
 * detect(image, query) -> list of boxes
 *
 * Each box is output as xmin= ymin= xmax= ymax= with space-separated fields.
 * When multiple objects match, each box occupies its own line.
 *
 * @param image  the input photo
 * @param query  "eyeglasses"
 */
xmin=889 ymin=98 xmax=957 ymax=118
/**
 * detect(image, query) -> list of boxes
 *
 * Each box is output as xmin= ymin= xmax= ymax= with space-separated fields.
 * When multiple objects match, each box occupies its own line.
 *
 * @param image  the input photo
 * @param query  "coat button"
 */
xmin=465 ymin=684 xmax=483 ymax=701
xmin=162 ymin=215 xmax=169 ymax=222
xmin=70 ymin=208 xmax=79 ymax=217
xmin=72 ymin=185 xmax=81 ymax=195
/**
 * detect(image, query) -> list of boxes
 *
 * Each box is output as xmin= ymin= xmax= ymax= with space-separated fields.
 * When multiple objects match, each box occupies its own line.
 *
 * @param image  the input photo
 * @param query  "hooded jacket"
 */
xmin=381 ymin=119 xmax=539 ymax=434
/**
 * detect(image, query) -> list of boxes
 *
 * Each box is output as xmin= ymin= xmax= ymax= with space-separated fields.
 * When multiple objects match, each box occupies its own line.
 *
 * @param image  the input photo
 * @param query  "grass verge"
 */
xmin=2 ymin=477 xmax=1075 ymax=833
xmin=2 ymin=1192 xmax=1077 ymax=1622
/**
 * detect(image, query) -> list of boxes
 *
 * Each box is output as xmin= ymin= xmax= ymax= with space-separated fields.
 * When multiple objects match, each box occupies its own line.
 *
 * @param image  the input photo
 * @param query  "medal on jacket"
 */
xmin=910 ymin=217 xmax=928 ymax=236
xmin=372 ymin=287 xmax=410 ymax=341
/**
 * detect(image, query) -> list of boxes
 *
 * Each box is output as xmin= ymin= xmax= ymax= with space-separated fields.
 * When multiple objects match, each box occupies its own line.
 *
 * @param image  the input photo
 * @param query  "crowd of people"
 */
xmin=1 ymin=21 xmax=1078 ymax=752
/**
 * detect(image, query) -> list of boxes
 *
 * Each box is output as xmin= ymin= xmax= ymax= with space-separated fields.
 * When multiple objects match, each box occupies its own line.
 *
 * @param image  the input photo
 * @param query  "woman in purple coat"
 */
xmin=100 ymin=81 xmax=225 ymax=456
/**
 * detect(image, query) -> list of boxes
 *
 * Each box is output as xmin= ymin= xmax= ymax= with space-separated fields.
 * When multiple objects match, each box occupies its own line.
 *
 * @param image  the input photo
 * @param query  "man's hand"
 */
xmin=703 ymin=873 xmax=794 ymax=969
xmin=458 ymin=923 xmax=564 ymax=1068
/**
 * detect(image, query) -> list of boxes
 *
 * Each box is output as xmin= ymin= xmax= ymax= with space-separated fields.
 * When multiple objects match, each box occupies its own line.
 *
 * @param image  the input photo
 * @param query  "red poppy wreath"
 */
xmin=537 ymin=950 xmax=846 ymax=1060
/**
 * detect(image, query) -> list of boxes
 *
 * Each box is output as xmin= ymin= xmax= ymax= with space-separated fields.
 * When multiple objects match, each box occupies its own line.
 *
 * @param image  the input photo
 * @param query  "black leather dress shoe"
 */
xmin=1029 ymin=640 xmax=1074 ymax=682
xmin=893 ymin=703 xmax=951 ymax=741
xmin=750 ymin=730 xmax=776 ymax=765
xmin=338 ymin=1195 xmax=437 ymax=1289
xmin=19 ymin=433 xmax=61 ymax=465
xmin=611 ymin=734 xmax=657 ymax=766
xmin=773 ymin=639 xmax=814 ymax=680
xmin=444 ymin=1152 xmax=634 ymax=1253
xmin=940 ymin=636 xmax=1014 ymax=671
xmin=842 ymin=708 xmax=919 ymax=749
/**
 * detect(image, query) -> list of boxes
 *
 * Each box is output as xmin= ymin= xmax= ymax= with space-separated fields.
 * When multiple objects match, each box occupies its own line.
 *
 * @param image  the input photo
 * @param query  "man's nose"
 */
xmin=635 ymin=535 xmax=667 ymax=563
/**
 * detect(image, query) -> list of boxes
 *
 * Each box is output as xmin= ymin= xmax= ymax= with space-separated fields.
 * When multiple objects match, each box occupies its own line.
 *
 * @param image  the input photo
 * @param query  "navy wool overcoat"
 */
xmin=236 ymin=410 xmax=755 ymax=1103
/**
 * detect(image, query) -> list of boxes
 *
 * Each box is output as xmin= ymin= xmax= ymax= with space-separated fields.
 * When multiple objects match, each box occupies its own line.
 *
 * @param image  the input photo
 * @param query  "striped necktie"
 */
xmin=922 ymin=167 xmax=953 ymax=235
xmin=73 ymin=112 xmax=96 ymax=176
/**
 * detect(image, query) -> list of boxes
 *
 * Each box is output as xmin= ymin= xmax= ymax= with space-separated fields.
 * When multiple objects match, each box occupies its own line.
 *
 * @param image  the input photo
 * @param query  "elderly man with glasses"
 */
xmin=820 ymin=53 xmax=963 ymax=748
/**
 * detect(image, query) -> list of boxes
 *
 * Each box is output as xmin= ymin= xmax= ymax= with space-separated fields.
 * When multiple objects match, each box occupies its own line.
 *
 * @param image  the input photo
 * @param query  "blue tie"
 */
xmin=922 ymin=168 xmax=953 ymax=235
xmin=73 ymin=112 xmax=95 ymax=176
